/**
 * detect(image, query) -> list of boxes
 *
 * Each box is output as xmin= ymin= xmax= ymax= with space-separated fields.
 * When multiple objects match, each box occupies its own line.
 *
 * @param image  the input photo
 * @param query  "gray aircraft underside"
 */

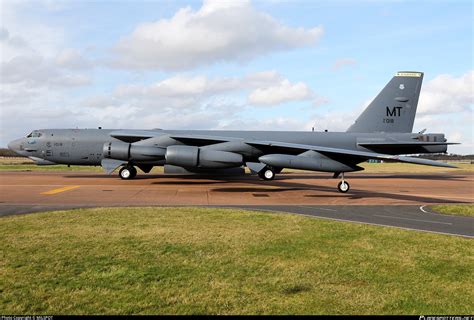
xmin=8 ymin=71 xmax=458 ymax=192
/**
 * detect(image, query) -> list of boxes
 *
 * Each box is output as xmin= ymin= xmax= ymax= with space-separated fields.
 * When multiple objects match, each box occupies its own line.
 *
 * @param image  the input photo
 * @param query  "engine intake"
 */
xmin=165 ymin=145 xmax=243 ymax=169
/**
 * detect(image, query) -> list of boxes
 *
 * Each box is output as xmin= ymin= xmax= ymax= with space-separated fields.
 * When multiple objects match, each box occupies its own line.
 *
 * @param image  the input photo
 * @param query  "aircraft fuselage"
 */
xmin=8 ymin=128 xmax=448 ymax=166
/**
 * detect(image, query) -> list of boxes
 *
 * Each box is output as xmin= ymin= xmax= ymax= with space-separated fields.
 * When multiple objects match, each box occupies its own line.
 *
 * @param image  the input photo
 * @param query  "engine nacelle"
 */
xmin=103 ymin=141 xmax=165 ymax=161
xmin=165 ymin=145 xmax=243 ymax=169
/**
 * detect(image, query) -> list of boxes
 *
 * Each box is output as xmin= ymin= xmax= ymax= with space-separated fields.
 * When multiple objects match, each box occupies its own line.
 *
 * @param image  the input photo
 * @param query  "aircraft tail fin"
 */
xmin=346 ymin=71 xmax=424 ymax=133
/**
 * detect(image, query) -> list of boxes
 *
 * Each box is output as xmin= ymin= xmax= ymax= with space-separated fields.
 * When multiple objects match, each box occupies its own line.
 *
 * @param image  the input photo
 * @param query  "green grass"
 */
xmin=0 ymin=164 xmax=104 ymax=171
xmin=1 ymin=207 xmax=472 ymax=315
xmin=0 ymin=158 xmax=164 ymax=173
xmin=430 ymin=204 xmax=474 ymax=217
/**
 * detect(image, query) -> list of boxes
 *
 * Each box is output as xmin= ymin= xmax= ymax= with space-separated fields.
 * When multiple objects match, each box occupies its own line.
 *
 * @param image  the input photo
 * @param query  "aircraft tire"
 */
xmin=259 ymin=167 xmax=275 ymax=181
xmin=337 ymin=180 xmax=350 ymax=193
xmin=119 ymin=166 xmax=136 ymax=180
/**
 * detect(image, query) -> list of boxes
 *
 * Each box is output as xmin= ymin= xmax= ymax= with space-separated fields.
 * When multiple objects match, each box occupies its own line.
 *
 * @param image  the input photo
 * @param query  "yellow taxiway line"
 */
xmin=41 ymin=185 xmax=81 ymax=195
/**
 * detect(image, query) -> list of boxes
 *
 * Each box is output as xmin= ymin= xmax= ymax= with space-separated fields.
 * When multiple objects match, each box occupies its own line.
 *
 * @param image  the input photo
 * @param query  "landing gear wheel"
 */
xmin=337 ymin=180 xmax=350 ymax=193
xmin=259 ymin=167 xmax=275 ymax=181
xmin=119 ymin=166 xmax=137 ymax=180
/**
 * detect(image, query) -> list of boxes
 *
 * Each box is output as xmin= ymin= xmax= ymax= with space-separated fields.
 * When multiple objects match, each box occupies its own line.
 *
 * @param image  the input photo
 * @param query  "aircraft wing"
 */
xmin=169 ymin=134 xmax=241 ymax=146
xmin=110 ymin=130 xmax=161 ymax=143
xmin=357 ymin=141 xmax=459 ymax=147
xmin=110 ymin=131 xmax=239 ymax=145
xmin=110 ymin=132 xmax=456 ymax=168
xmin=245 ymin=140 xmax=456 ymax=168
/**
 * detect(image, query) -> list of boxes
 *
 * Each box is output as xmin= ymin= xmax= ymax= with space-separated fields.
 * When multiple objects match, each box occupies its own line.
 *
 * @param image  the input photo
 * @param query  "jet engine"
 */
xmin=165 ymin=145 xmax=243 ymax=169
xmin=103 ymin=141 xmax=165 ymax=161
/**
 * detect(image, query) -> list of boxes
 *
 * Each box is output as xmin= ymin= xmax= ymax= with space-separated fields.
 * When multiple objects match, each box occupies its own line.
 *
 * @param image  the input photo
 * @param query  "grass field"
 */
xmin=0 ymin=157 xmax=472 ymax=174
xmin=430 ymin=204 xmax=474 ymax=217
xmin=1 ymin=207 xmax=472 ymax=315
xmin=0 ymin=157 xmax=164 ymax=173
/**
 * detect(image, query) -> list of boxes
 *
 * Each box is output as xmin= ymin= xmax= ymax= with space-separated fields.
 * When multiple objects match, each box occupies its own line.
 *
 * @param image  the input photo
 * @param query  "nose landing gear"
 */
xmin=119 ymin=165 xmax=137 ymax=180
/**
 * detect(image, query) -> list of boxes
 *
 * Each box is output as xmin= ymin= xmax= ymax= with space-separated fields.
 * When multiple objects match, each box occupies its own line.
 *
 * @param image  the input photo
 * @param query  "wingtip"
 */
xmin=437 ymin=162 xmax=458 ymax=169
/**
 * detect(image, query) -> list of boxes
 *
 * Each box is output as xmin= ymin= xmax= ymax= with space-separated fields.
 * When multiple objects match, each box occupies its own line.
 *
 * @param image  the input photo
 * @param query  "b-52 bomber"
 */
xmin=8 ymin=71 xmax=458 ymax=192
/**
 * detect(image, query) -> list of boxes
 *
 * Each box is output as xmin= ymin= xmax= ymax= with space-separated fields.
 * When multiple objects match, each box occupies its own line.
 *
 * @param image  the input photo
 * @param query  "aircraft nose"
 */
xmin=8 ymin=138 xmax=23 ymax=153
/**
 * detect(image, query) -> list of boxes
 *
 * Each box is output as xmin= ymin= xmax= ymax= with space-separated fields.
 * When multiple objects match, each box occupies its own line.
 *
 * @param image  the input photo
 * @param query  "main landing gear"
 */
xmin=258 ymin=166 xmax=276 ymax=181
xmin=337 ymin=172 xmax=350 ymax=193
xmin=119 ymin=165 xmax=137 ymax=180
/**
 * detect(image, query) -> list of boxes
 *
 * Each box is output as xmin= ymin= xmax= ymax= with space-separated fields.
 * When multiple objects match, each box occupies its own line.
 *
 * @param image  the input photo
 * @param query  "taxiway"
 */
xmin=1 ymin=171 xmax=472 ymax=237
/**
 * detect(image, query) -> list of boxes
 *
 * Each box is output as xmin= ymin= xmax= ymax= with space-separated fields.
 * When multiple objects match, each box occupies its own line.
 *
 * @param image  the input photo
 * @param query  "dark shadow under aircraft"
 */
xmin=8 ymin=71 xmax=458 ymax=192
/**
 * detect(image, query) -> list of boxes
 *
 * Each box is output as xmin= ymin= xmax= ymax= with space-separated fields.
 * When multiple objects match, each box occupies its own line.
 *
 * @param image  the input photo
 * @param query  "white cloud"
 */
xmin=112 ymin=0 xmax=323 ymax=70
xmin=114 ymin=71 xmax=323 ymax=107
xmin=0 ymin=2 xmax=65 ymax=60
xmin=0 ymin=53 xmax=91 ymax=87
xmin=116 ymin=75 xmax=238 ymax=98
xmin=248 ymin=79 xmax=313 ymax=106
xmin=418 ymin=70 xmax=473 ymax=115
xmin=217 ymin=117 xmax=309 ymax=131
xmin=0 ymin=24 xmax=92 ymax=127
xmin=55 ymin=48 xmax=93 ymax=70
xmin=0 ymin=6 xmax=94 ymax=146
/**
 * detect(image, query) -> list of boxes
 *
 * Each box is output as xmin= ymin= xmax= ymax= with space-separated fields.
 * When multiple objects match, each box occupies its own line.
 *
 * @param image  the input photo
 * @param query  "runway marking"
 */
xmin=373 ymin=214 xmax=452 ymax=225
xmin=41 ymin=185 xmax=81 ymax=195
xmin=0 ymin=185 xmax=70 ymax=187
xmin=420 ymin=205 xmax=431 ymax=214
xmin=419 ymin=205 xmax=443 ymax=215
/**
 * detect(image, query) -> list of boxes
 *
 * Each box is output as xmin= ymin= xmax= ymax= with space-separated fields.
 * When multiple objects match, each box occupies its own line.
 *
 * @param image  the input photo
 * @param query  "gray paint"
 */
xmin=7 ymin=71 xmax=456 ymax=184
xmin=347 ymin=71 xmax=423 ymax=133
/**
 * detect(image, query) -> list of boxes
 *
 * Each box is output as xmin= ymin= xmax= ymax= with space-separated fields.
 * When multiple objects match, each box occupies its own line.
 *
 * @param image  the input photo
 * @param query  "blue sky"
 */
xmin=1 ymin=0 xmax=472 ymax=153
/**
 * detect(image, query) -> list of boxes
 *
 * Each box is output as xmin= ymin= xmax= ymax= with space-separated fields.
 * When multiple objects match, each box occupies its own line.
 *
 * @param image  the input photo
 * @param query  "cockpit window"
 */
xmin=26 ymin=131 xmax=42 ymax=138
